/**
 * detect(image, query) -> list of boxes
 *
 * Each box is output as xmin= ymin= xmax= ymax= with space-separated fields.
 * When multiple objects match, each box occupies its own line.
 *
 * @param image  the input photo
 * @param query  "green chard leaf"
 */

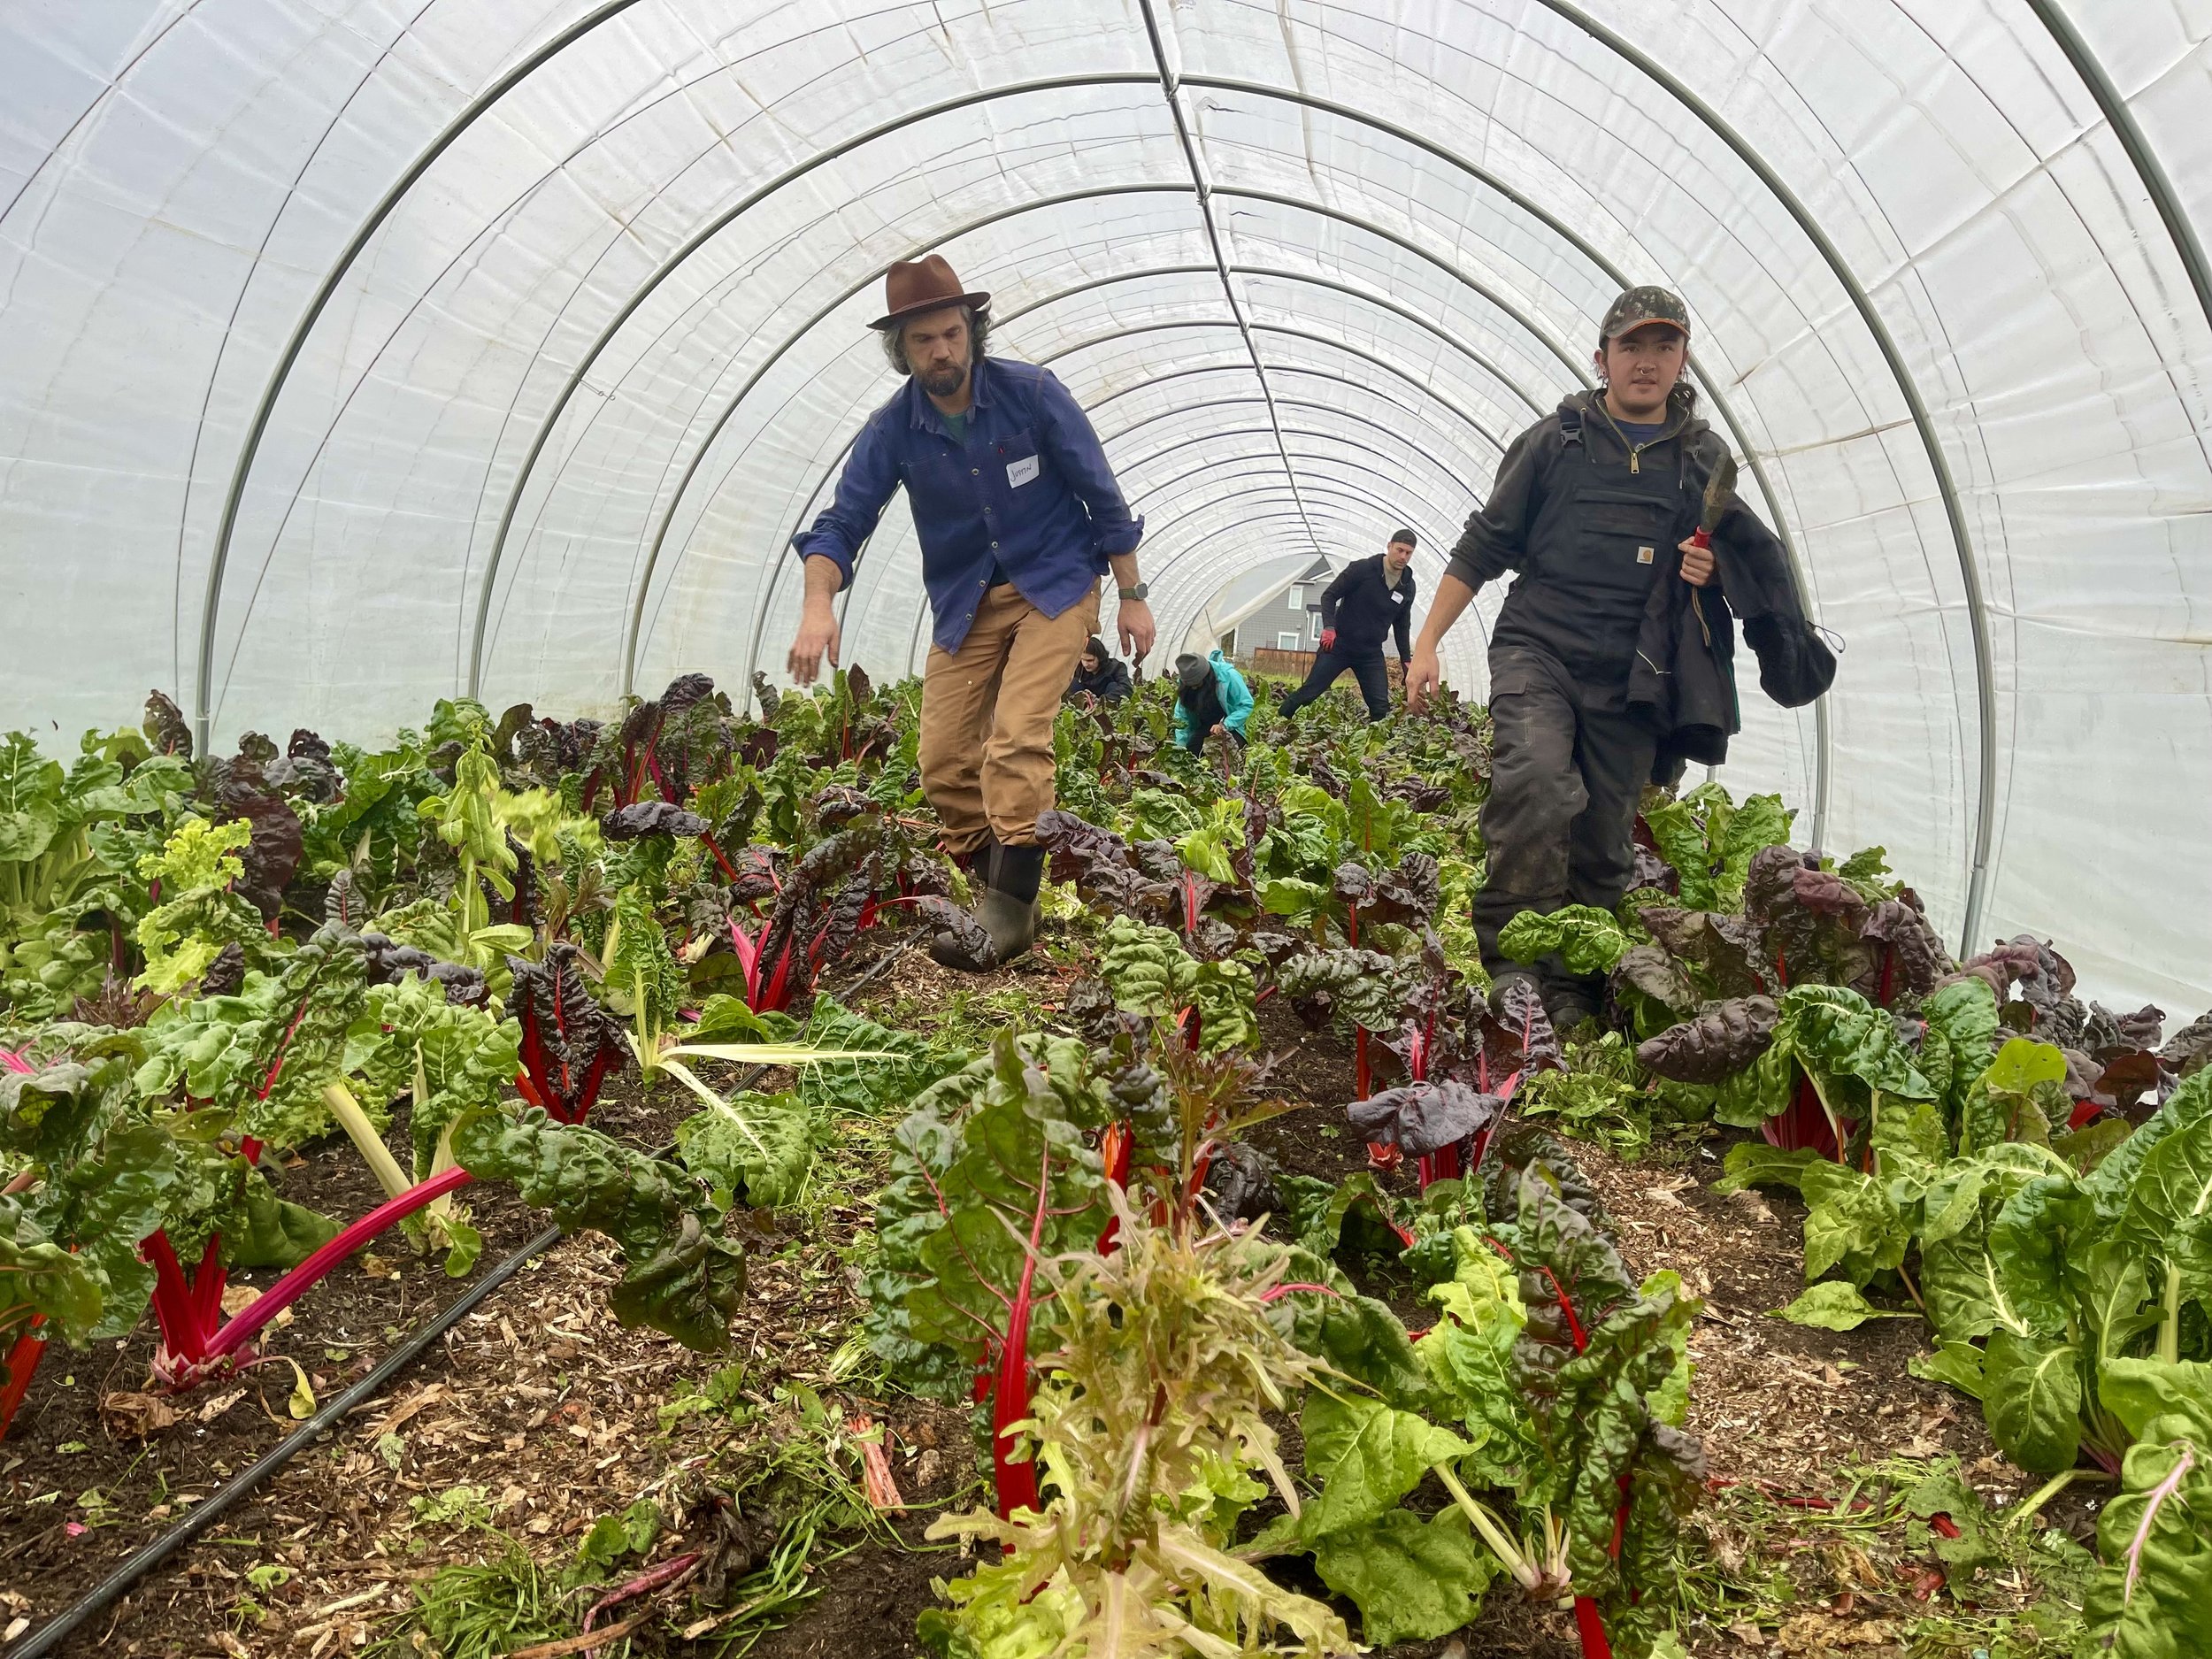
xmin=1774 ymin=1281 xmax=1914 ymax=1331
xmin=1980 ymin=1330 xmax=2084 ymax=1473
xmin=1498 ymin=904 xmax=1634 ymax=976
xmin=453 ymin=1106 xmax=742 ymax=1351
xmin=2078 ymin=1417 xmax=2212 ymax=1656
xmin=1310 ymin=1506 xmax=1499 ymax=1647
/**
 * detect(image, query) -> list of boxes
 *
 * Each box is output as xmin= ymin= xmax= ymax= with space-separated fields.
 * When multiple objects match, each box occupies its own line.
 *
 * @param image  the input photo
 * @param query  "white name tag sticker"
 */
xmin=1007 ymin=454 xmax=1040 ymax=488
xmin=1637 ymin=545 xmax=1655 ymax=565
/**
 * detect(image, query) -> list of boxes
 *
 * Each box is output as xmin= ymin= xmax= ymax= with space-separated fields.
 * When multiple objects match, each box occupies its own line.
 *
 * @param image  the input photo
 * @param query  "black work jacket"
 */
xmin=1445 ymin=388 xmax=1810 ymax=780
xmin=1318 ymin=555 xmax=1417 ymax=658
xmin=1065 ymin=657 xmax=1131 ymax=703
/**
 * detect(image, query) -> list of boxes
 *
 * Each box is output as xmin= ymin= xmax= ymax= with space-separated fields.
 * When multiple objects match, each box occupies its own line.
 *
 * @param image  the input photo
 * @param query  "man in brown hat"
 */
xmin=787 ymin=256 xmax=1153 ymax=968
xmin=1403 ymin=285 xmax=1819 ymax=1030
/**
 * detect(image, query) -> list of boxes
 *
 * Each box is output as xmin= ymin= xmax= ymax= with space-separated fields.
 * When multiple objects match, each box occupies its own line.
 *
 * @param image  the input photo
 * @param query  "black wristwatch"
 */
xmin=1118 ymin=582 xmax=1148 ymax=602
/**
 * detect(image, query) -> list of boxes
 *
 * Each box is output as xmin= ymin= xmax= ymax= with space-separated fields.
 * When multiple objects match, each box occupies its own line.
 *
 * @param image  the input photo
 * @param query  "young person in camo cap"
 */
xmin=1278 ymin=528 xmax=1419 ymax=723
xmin=1405 ymin=285 xmax=1830 ymax=1030
xmin=787 ymin=256 xmax=1155 ymax=968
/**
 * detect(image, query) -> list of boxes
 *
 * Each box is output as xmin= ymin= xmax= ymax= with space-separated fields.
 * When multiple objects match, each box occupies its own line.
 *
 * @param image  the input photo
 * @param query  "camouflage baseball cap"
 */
xmin=1600 ymin=285 xmax=1690 ymax=342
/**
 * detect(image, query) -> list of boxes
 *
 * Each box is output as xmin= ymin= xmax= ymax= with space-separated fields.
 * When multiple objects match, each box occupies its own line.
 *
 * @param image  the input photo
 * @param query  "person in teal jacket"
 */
xmin=1171 ymin=650 xmax=1252 ymax=756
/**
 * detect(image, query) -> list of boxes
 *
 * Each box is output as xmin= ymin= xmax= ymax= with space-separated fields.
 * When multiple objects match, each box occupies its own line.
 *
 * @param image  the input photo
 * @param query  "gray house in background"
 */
xmin=1179 ymin=553 xmax=1336 ymax=659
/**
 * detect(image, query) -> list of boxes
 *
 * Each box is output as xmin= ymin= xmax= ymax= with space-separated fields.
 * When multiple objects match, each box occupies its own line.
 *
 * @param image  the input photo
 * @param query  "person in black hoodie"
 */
xmin=1064 ymin=636 xmax=1132 ymax=703
xmin=1404 ymin=285 xmax=1830 ymax=1031
xmin=1277 ymin=531 xmax=1419 ymax=721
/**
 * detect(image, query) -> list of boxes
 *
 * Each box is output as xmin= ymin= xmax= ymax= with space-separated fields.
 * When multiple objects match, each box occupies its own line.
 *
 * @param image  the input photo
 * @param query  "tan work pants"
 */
xmin=918 ymin=580 xmax=1098 ymax=853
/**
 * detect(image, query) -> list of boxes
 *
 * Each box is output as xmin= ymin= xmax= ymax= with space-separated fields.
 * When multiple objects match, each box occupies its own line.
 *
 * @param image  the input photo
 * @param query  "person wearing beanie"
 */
xmin=1278 ymin=529 xmax=1419 ymax=722
xmin=787 ymin=256 xmax=1154 ymax=969
xmin=1064 ymin=635 xmax=1132 ymax=703
xmin=1171 ymin=650 xmax=1252 ymax=757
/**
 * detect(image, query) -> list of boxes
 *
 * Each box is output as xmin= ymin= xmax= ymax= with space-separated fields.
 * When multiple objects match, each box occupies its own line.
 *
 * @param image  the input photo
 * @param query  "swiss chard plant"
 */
xmin=864 ymin=1033 xmax=1114 ymax=1517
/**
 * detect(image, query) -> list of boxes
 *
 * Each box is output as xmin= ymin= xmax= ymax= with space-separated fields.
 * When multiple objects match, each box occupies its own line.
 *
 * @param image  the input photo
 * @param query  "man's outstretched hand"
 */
xmin=1404 ymin=645 xmax=1442 ymax=712
xmin=787 ymin=596 xmax=841 ymax=686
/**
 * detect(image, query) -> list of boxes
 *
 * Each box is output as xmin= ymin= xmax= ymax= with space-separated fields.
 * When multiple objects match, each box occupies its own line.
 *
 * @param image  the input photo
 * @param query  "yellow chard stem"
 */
xmin=1433 ymin=1463 xmax=1540 ymax=1593
xmin=2161 ymin=1261 xmax=2182 ymax=1365
xmin=321 ymin=1081 xmax=411 ymax=1202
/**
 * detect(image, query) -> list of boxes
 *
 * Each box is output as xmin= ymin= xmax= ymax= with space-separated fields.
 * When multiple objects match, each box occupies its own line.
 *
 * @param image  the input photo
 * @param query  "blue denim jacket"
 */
xmin=791 ymin=357 xmax=1144 ymax=653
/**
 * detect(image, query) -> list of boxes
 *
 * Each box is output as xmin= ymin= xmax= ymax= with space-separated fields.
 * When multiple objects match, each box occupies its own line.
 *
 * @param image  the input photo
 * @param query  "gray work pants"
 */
xmin=1472 ymin=644 xmax=1656 ymax=1000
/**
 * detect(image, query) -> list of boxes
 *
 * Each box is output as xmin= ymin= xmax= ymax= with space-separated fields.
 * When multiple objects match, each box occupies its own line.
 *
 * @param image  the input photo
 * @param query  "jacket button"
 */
xmin=991 ymin=541 xmax=999 ymax=549
xmin=972 ymin=468 xmax=979 ymax=476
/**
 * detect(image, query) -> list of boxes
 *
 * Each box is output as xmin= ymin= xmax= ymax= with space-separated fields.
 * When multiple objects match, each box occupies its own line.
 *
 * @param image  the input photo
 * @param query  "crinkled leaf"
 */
xmin=1775 ymin=1281 xmax=1913 ymax=1331
xmin=1498 ymin=904 xmax=1633 ymax=976
xmin=2079 ymin=1428 xmax=2212 ymax=1657
xmin=1799 ymin=1160 xmax=1909 ymax=1286
xmin=675 ymin=1090 xmax=816 ymax=1210
xmin=452 ymin=1106 xmax=741 ymax=1350
xmin=1347 ymin=1079 xmax=1503 ymax=1158
xmin=1294 ymin=1389 xmax=1471 ymax=1539
xmin=1310 ymin=1506 xmax=1497 ymax=1647
xmin=1981 ymin=1330 xmax=2084 ymax=1473
xmin=1635 ymin=996 xmax=1778 ymax=1085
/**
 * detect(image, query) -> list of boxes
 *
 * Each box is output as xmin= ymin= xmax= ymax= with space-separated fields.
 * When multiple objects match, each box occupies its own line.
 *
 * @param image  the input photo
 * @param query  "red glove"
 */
xmin=1318 ymin=628 xmax=1338 ymax=650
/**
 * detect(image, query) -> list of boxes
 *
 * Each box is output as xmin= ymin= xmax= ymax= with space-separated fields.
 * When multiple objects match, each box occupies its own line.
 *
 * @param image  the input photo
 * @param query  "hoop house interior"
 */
xmin=2 ymin=0 xmax=2208 ymax=1006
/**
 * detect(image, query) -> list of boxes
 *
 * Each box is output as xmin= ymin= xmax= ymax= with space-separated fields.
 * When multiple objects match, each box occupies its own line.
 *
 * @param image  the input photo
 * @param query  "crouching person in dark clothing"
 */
xmin=1405 ymin=286 xmax=1832 ymax=1032
xmin=1064 ymin=635 xmax=1132 ymax=703
xmin=1279 ymin=530 xmax=1418 ymax=721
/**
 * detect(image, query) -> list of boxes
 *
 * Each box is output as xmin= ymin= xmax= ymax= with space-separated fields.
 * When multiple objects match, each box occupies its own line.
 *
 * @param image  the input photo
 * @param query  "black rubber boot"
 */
xmin=930 ymin=843 xmax=1045 ymax=970
xmin=1541 ymin=968 xmax=1606 ymax=1036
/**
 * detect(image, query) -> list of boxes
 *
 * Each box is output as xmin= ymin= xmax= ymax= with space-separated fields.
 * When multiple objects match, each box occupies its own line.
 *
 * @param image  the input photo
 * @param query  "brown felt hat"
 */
xmin=871 ymin=255 xmax=992 ymax=330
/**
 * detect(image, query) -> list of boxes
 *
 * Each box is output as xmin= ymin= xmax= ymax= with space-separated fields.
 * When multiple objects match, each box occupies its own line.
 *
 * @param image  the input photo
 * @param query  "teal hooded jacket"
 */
xmin=1171 ymin=649 xmax=1253 ymax=748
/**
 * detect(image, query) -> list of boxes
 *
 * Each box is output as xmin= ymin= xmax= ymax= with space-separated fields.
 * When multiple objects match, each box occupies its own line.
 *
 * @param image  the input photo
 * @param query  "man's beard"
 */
xmin=917 ymin=362 xmax=967 ymax=397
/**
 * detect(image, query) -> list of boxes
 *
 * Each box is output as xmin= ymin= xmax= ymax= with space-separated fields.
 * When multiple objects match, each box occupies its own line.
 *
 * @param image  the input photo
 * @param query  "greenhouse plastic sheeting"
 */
xmin=1 ymin=1 xmax=2207 ymax=1006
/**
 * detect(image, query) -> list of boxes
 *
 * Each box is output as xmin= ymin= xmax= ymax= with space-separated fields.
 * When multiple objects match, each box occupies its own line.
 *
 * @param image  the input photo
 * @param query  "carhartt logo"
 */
xmin=1637 ymin=545 xmax=1655 ymax=565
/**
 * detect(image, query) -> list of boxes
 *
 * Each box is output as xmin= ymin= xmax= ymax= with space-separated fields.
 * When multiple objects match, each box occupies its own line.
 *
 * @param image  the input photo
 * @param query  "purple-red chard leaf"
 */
xmin=1859 ymin=898 xmax=1949 ymax=1006
xmin=1034 ymin=810 xmax=1173 ymax=918
xmin=1347 ymin=1080 xmax=1504 ymax=1158
xmin=506 ymin=944 xmax=627 ymax=1121
xmin=1635 ymin=996 xmax=1779 ymax=1085
xmin=1481 ymin=976 xmax=1562 ymax=1084
xmin=913 ymin=895 xmax=1000 ymax=972
xmin=1639 ymin=906 xmax=1773 ymax=1000
xmin=2158 ymin=1010 xmax=2212 ymax=1080
xmin=211 ymin=757 xmax=304 ymax=920
xmin=601 ymin=801 xmax=709 ymax=841
xmin=143 ymin=690 xmax=194 ymax=758
xmin=1368 ymin=851 xmax=1441 ymax=928
xmin=1609 ymin=945 xmax=1703 ymax=1029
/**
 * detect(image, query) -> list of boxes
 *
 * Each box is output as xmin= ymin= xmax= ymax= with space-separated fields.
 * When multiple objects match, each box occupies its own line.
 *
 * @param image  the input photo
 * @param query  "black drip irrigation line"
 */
xmin=5 ymin=1225 xmax=559 ymax=1659
xmin=7 ymin=939 xmax=917 ymax=1658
